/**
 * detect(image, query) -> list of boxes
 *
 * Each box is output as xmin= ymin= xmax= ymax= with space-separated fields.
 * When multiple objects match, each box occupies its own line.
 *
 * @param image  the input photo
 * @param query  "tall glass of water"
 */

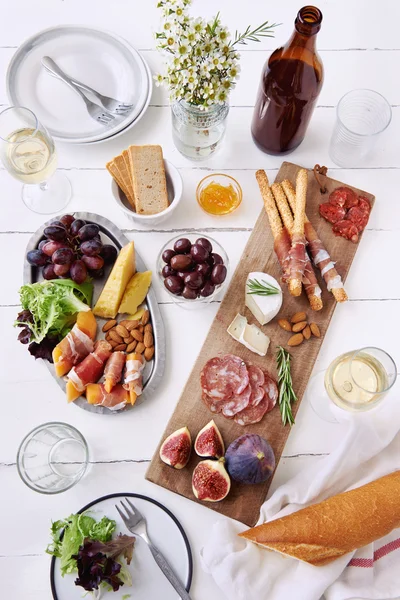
xmin=0 ymin=106 xmax=71 ymax=214
xmin=17 ymin=422 xmax=89 ymax=494
xmin=329 ymin=89 xmax=392 ymax=167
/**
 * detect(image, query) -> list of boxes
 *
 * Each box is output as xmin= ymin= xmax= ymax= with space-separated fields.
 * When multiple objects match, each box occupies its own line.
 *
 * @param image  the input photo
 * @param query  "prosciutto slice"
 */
xmin=88 ymin=383 xmax=128 ymax=411
xmin=68 ymin=340 xmax=112 ymax=392
xmin=124 ymin=354 xmax=146 ymax=400
xmin=287 ymin=232 xmax=307 ymax=283
xmin=57 ymin=324 xmax=94 ymax=365
xmin=305 ymin=222 xmax=346 ymax=299
xmin=273 ymin=228 xmax=291 ymax=281
xmin=104 ymin=352 xmax=126 ymax=393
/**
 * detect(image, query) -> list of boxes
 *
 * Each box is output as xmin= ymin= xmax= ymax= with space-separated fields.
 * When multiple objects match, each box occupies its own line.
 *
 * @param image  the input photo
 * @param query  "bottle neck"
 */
xmin=289 ymin=5 xmax=322 ymax=49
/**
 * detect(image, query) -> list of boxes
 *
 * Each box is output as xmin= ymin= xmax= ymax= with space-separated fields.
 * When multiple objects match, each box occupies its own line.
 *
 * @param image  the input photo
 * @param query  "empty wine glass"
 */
xmin=0 ymin=106 xmax=71 ymax=214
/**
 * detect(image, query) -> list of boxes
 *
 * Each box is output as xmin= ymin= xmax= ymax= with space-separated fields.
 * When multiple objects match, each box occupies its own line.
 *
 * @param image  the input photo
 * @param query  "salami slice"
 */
xmin=329 ymin=187 xmax=357 ymax=208
xmin=319 ymin=202 xmax=346 ymax=224
xmin=263 ymin=372 xmax=278 ymax=412
xmin=358 ymin=196 xmax=371 ymax=215
xmin=247 ymin=365 xmax=265 ymax=407
xmin=200 ymin=354 xmax=249 ymax=400
xmin=222 ymin=384 xmax=252 ymax=418
xmin=201 ymin=391 xmax=226 ymax=414
xmin=234 ymin=394 xmax=270 ymax=426
xmin=332 ymin=219 xmax=359 ymax=243
xmin=346 ymin=206 xmax=369 ymax=233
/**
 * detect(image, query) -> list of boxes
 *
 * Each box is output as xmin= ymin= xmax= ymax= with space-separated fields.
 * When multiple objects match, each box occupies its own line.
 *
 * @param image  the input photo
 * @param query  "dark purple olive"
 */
xmin=211 ymin=252 xmax=223 ymax=265
xmin=82 ymin=255 xmax=104 ymax=270
xmin=70 ymin=219 xmax=86 ymax=236
xmin=44 ymin=225 xmax=67 ymax=241
xmin=190 ymin=243 xmax=209 ymax=263
xmin=211 ymin=264 xmax=227 ymax=285
xmin=200 ymin=280 xmax=215 ymax=297
xmin=70 ymin=260 xmax=87 ymax=284
xmin=53 ymin=263 xmax=70 ymax=277
xmin=170 ymin=254 xmax=192 ymax=271
xmin=100 ymin=244 xmax=118 ymax=265
xmin=42 ymin=263 xmax=57 ymax=280
xmin=184 ymin=271 xmax=205 ymax=290
xmin=164 ymin=275 xmax=184 ymax=295
xmin=26 ymin=249 xmax=48 ymax=267
xmin=173 ymin=238 xmax=191 ymax=254
xmin=162 ymin=248 xmax=176 ymax=264
xmin=80 ymin=239 xmax=102 ymax=256
xmin=78 ymin=224 xmax=100 ymax=241
xmin=176 ymin=271 xmax=188 ymax=280
xmin=38 ymin=239 xmax=47 ymax=251
xmin=195 ymin=262 xmax=211 ymax=278
xmin=195 ymin=237 xmax=213 ymax=253
xmin=182 ymin=286 xmax=197 ymax=300
xmin=59 ymin=214 xmax=75 ymax=229
xmin=162 ymin=264 xmax=176 ymax=278
xmin=90 ymin=267 xmax=104 ymax=279
xmin=52 ymin=247 xmax=74 ymax=266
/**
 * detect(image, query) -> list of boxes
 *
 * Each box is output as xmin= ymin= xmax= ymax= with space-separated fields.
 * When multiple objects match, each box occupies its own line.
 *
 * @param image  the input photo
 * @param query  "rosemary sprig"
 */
xmin=247 ymin=278 xmax=280 ymax=296
xmin=231 ymin=21 xmax=280 ymax=46
xmin=276 ymin=346 xmax=297 ymax=426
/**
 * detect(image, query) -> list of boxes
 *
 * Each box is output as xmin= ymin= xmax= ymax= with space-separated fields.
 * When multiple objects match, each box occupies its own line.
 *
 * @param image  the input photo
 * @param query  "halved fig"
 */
xmin=160 ymin=426 xmax=191 ymax=469
xmin=192 ymin=458 xmax=231 ymax=502
xmin=194 ymin=420 xmax=225 ymax=458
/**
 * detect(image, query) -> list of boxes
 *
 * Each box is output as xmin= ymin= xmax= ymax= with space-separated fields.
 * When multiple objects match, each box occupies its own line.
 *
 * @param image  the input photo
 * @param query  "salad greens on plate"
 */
xmin=47 ymin=512 xmax=135 ymax=594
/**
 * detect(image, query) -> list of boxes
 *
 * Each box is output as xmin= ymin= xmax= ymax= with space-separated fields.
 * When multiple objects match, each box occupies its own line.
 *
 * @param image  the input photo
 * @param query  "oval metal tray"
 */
xmin=23 ymin=212 xmax=166 ymax=415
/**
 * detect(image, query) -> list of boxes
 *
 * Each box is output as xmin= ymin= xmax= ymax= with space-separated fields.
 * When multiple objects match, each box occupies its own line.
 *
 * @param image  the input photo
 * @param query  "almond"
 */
xmin=144 ymin=331 xmax=154 ymax=348
xmin=310 ymin=322 xmax=321 ymax=338
xmin=123 ymin=335 xmax=134 ymax=345
xmin=120 ymin=319 xmax=133 ymax=328
xmin=141 ymin=310 xmax=150 ymax=325
xmin=109 ymin=339 xmax=119 ymax=349
xmin=126 ymin=340 xmax=137 ymax=353
xmin=105 ymin=332 xmax=111 ymax=341
xmin=288 ymin=333 xmax=304 ymax=347
xmin=102 ymin=319 xmax=117 ymax=332
xmin=291 ymin=311 xmax=307 ymax=324
xmin=125 ymin=320 xmax=139 ymax=331
xmin=139 ymin=325 xmax=144 ymax=333
xmin=144 ymin=323 xmax=153 ymax=334
xmin=303 ymin=325 xmax=311 ymax=340
xmin=114 ymin=343 xmax=127 ymax=352
xmin=116 ymin=324 xmax=129 ymax=338
xmin=292 ymin=320 xmax=307 ymax=333
xmin=278 ymin=319 xmax=292 ymax=332
xmin=109 ymin=330 xmax=124 ymax=344
xmin=131 ymin=329 xmax=143 ymax=343
xmin=135 ymin=342 xmax=145 ymax=354
xmin=144 ymin=346 xmax=155 ymax=361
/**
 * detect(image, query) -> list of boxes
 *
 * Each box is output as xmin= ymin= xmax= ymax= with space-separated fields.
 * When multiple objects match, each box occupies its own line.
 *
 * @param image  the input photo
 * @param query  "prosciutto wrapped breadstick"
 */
xmin=287 ymin=169 xmax=308 ymax=296
xmin=124 ymin=353 xmax=145 ymax=405
xmin=271 ymin=183 xmax=323 ymax=311
xmin=281 ymin=179 xmax=348 ymax=302
xmin=104 ymin=351 xmax=126 ymax=393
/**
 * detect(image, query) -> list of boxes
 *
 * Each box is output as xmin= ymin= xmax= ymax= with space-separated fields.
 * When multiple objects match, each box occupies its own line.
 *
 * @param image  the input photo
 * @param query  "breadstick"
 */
xmin=272 ymin=183 xmax=323 ymax=311
xmin=282 ymin=179 xmax=348 ymax=303
xmin=287 ymin=169 xmax=308 ymax=296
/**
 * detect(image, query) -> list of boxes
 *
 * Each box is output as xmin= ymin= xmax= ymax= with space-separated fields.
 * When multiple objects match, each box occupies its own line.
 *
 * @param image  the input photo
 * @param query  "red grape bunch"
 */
xmin=27 ymin=215 xmax=118 ymax=284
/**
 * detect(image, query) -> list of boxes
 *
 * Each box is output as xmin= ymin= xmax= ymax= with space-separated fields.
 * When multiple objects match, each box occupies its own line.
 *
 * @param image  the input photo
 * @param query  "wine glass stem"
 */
xmin=39 ymin=181 xmax=49 ymax=191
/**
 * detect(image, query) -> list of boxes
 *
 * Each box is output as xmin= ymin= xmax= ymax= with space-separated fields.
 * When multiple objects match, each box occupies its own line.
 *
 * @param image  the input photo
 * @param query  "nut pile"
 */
xmin=278 ymin=311 xmax=321 ymax=347
xmin=101 ymin=309 xmax=155 ymax=361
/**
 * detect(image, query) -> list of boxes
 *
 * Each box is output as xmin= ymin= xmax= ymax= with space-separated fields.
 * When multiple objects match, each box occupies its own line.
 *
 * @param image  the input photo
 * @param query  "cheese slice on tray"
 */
xmin=245 ymin=272 xmax=282 ymax=326
xmin=227 ymin=313 xmax=270 ymax=356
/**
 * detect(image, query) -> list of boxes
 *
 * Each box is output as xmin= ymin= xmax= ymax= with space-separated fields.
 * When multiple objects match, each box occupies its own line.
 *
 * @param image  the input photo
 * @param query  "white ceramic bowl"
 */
xmin=111 ymin=159 xmax=183 ymax=226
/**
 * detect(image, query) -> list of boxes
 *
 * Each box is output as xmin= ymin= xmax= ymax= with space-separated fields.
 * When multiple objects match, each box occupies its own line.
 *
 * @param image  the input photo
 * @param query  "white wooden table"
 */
xmin=1 ymin=1 xmax=400 ymax=598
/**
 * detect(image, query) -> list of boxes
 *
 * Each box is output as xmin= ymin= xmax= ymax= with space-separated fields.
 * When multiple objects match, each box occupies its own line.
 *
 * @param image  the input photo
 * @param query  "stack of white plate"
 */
xmin=6 ymin=26 xmax=153 ymax=145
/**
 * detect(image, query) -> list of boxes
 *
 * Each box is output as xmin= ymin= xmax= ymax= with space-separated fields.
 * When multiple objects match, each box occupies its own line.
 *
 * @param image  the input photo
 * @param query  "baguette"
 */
xmin=240 ymin=471 xmax=400 ymax=566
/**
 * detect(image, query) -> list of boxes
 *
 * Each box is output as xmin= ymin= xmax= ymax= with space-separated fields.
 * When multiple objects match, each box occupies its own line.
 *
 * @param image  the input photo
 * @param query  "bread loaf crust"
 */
xmin=240 ymin=471 xmax=400 ymax=566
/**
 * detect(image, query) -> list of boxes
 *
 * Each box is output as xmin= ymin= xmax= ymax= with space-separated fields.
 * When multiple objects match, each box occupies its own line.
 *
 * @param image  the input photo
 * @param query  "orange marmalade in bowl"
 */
xmin=196 ymin=174 xmax=242 ymax=215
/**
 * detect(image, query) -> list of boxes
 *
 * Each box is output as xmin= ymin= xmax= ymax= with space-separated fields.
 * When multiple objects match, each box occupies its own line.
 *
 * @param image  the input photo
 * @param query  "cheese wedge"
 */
xmin=245 ymin=272 xmax=282 ymax=326
xmin=119 ymin=271 xmax=152 ymax=315
xmin=227 ymin=313 xmax=270 ymax=356
xmin=127 ymin=306 xmax=146 ymax=321
xmin=94 ymin=242 xmax=136 ymax=319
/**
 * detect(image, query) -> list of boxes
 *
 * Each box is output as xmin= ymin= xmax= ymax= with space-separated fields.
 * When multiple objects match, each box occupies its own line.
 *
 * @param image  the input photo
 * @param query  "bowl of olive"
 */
xmin=157 ymin=235 xmax=229 ymax=309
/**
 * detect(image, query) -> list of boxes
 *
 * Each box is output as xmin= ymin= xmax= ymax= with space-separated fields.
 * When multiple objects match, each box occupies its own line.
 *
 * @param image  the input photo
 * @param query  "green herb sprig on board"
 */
xmin=276 ymin=346 xmax=297 ymax=426
xmin=246 ymin=278 xmax=280 ymax=296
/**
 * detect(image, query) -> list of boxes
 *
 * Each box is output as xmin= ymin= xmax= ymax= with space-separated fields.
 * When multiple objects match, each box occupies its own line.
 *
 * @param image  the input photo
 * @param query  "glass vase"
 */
xmin=171 ymin=100 xmax=229 ymax=160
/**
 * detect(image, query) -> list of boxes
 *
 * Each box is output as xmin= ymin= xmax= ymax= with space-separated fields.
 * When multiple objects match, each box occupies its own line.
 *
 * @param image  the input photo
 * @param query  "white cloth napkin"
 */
xmin=201 ymin=396 xmax=400 ymax=600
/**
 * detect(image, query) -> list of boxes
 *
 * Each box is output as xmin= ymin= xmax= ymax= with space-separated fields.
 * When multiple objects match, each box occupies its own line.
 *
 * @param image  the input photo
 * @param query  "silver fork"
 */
xmin=41 ymin=57 xmax=115 ymax=125
xmin=116 ymin=498 xmax=192 ymax=600
xmin=41 ymin=56 xmax=132 ymax=115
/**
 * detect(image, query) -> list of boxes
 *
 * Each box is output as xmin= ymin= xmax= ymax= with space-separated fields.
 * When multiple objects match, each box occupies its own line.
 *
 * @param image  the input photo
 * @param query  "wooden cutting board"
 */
xmin=146 ymin=161 xmax=375 ymax=526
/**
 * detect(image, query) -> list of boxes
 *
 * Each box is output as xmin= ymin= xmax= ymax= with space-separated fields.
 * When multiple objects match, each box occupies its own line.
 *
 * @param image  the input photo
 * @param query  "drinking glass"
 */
xmin=0 ymin=106 xmax=71 ymax=214
xmin=17 ymin=422 xmax=89 ymax=494
xmin=329 ymin=90 xmax=392 ymax=167
xmin=307 ymin=347 xmax=397 ymax=423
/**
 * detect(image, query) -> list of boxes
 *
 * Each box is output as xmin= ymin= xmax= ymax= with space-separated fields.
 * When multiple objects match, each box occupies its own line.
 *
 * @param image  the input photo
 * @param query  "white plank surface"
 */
xmin=1 ymin=1 xmax=400 ymax=599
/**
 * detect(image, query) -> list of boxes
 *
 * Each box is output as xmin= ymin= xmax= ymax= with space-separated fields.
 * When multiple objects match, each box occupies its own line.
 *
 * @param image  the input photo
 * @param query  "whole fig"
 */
xmin=225 ymin=434 xmax=275 ymax=485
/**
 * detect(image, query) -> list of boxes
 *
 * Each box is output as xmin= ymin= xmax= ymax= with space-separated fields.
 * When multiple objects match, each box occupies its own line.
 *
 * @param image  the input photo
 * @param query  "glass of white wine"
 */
xmin=0 ymin=106 xmax=71 ymax=214
xmin=308 ymin=347 xmax=397 ymax=423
